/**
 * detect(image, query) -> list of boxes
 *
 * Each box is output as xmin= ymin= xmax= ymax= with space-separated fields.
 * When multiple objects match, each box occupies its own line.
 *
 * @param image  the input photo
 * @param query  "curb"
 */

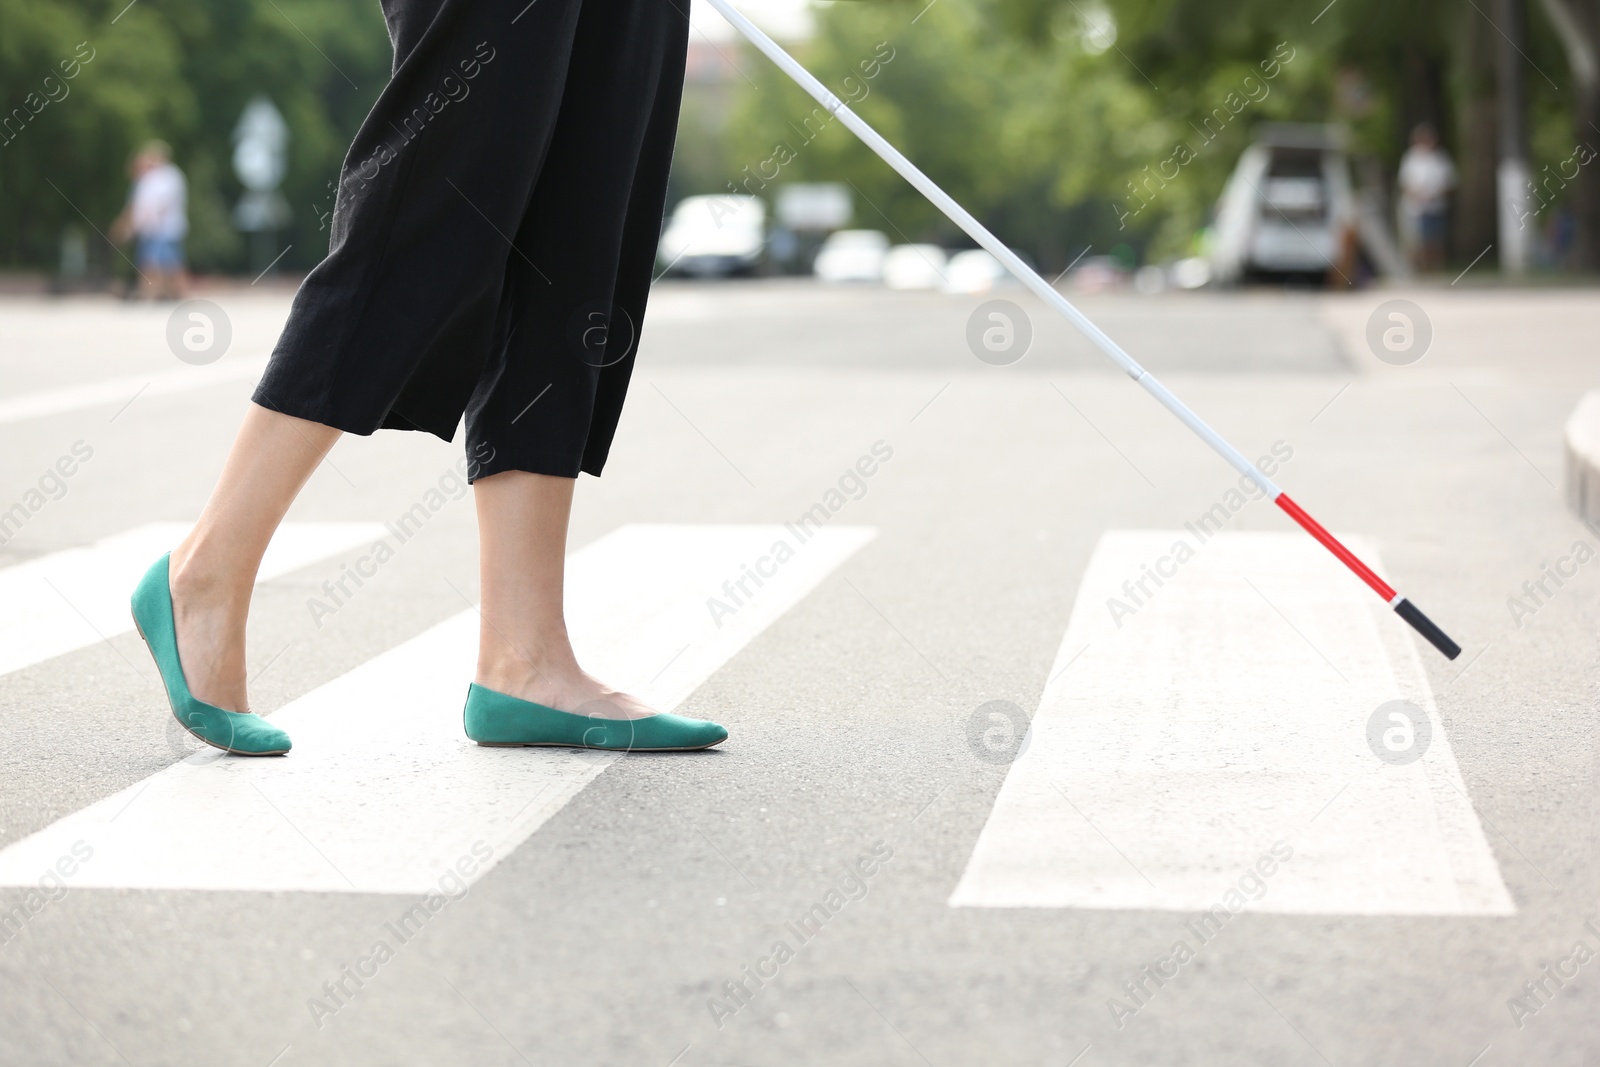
xmin=1564 ymin=390 xmax=1600 ymax=527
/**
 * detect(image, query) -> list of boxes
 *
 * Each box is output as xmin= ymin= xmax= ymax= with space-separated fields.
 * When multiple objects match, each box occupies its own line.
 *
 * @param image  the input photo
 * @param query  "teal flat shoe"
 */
xmin=463 ymin=683 xmax=727 ymax=752
xmin=130 ymin=553 xmax=291 ymax=756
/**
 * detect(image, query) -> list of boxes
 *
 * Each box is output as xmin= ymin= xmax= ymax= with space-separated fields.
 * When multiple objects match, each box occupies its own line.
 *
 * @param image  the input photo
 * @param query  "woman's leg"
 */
xmin=472 ymin=471 xmax=655 ymax=719
xmin=166 ymin=403 xmax=341 ymax=711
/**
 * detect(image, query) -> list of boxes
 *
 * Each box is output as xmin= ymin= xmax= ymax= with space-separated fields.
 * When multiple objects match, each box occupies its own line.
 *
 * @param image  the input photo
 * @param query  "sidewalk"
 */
xmin=1566 ymin=390 xmax=1600 ymax=526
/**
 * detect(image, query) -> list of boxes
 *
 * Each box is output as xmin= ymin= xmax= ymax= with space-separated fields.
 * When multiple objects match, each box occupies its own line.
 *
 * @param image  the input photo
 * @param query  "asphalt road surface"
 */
xmin=0 ymin=278 xmax=1595 ymax=1066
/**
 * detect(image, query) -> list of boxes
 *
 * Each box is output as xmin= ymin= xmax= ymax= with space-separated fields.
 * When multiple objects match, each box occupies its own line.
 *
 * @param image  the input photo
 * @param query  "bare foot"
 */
xmin=475 ymin=655 xmax=659 ymax=720
xmin=166 ymin=546 xmax=252 ymax=713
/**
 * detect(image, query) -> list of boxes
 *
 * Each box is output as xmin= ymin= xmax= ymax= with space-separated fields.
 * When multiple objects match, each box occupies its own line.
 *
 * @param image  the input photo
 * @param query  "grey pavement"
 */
xmin=0 ymin=279 xmax=1595 ymax=1066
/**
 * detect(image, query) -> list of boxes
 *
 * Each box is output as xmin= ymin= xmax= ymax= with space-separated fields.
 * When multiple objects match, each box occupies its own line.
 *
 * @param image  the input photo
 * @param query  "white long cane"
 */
xmin=703 ymin=0 xmax=1462 ymax=659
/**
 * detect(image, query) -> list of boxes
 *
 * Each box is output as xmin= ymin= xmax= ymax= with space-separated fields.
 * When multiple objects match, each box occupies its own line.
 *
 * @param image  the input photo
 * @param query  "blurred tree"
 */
xmin=721 ymin=0 xmax=1583 ymax=271
xmin=1454 ymin=3 xmax=1500 ymax=260
xmin=0 ymin=0 xmax=388 ymax=277
xmin=725 ymin=0 xmax=1173 ymax=270
xmin=1534 ymin=0 xmax=1600 ymax=267
xmin=8 ymin=0 xmax=1593 ymax=276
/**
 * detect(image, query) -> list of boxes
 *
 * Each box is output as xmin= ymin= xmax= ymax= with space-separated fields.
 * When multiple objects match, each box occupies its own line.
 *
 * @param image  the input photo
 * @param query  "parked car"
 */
xmin=1208 ymin=126 xmax=1342 ymax=282
xmin=657 ymin=194 xmax=766 ymax=277
xmin=1065 ymin=255 xmax=1131 ymax=293
xmin=941 ymin=249 xmax=1010 ymax=294
xmin=813 ymin=229 xmax=890 ymax=282
xmin=882 ymin=244 xmax=947 ymax=289
xmin=1206 ymin=123 xmax=1403 ymax=284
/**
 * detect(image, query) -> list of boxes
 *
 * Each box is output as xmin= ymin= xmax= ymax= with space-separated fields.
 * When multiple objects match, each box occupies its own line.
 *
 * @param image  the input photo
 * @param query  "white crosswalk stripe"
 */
xmin=0 ymin=358 xmax=267 ymax=426
xmin=0 ymin=521 xmax=386 ymax=679
xmin=949 ymin=530 xmax=1514 ymax=915
xmin=0 ymin=524 xmax=875 ymax=894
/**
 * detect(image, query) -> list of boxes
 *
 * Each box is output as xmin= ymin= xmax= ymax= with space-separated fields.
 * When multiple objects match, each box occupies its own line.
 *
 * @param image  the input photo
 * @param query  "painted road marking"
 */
xmin=949 ymin=530 xmax=1514 ymax=915
xmin=0 ymin=524 xmax=875 ymax=894
xmin=0 ymin=358 xmax=268 ymax=426
xmin=0 ymin=521 xmax=386 ymax=679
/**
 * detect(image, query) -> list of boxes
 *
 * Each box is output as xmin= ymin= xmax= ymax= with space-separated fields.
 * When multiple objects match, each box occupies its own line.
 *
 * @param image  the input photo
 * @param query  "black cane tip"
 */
xmin=1393 ymin=598 xmax=1462 ymax=660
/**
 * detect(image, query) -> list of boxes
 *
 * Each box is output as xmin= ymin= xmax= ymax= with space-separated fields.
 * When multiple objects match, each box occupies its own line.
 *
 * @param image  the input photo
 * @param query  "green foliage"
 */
xmin=719 ymin=0 xmax=1580 ymax=268
xmin=724 ymin=0 xmax=1325 ymax=265
xmin=2 ymin=0 xmax=1585 ymax=275
xmin=725 ymin=0 xmax=1112 ymax=263
xmin=0 ymin=0 xmax=388 ymax=274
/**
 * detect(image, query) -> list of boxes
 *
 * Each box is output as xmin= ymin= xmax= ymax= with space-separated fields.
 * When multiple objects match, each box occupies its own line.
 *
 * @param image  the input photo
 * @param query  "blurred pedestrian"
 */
xmin=1397 ymin=123 xmax=1455 ymax=273
xmin=111 ymin=140 xmax=188 ymax=300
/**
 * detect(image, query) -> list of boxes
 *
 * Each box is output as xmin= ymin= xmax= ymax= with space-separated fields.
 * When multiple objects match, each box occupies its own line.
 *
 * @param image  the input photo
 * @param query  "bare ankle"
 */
xmin=169 ymin=544 xmax=252 ymax=607
xmin=475 ymin=653 xmax=563 ymax=696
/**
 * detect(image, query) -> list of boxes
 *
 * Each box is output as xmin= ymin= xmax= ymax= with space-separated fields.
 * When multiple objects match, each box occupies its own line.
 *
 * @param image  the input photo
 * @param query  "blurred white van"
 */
xmin=813 ymin=229 xmax=890 ymax=282
xmin=882 ymin=244 xmax=947 ymax=289
xmin=941 ymin=249 xmax=1009 ymax=294
xmin=1209 ymin=123 xmax=1405 ymax=284
xmin=657 ymin=195 xmax=766 ymax=277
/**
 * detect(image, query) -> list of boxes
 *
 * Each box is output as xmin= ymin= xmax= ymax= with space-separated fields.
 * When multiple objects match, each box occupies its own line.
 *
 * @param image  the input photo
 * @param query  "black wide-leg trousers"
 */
xmin=252 ymin=0 xmax=689 ymax=479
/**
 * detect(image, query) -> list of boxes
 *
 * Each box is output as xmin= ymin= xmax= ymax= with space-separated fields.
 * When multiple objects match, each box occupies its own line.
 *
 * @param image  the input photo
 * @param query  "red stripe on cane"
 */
xmin=1273 ymin=494 xmax=1398 ymax=602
